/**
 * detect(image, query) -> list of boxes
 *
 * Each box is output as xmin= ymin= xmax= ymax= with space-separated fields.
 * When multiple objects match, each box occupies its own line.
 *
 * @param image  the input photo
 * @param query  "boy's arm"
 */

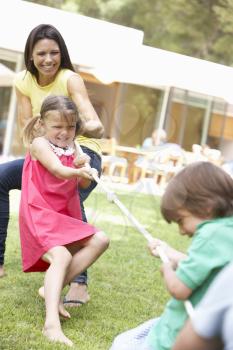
xmin=148 ymin=239 xmax=191 ymax=299
xmin=161 ymin=262 xmax=192 ymax=300
xmin=68 ymin=74 xmax=104 ymax=138
xmin=31 ymin=137 xmax=93 ymax=181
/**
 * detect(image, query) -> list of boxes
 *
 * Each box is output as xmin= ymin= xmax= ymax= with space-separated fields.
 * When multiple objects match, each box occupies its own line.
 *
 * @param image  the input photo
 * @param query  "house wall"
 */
xmin=167 ymin=100 xmax=233 ymax=157
xmin=209 ymin=114 xmax=233 ymax=139
xmin=168 ymin=102 xmax=205 ymax=151
xmin=84 ymin=80 xmax=119 ymax=138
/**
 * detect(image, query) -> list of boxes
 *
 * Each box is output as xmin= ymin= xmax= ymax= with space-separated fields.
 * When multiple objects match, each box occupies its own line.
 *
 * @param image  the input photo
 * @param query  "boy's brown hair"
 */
xmin=161 ymin=161 xmax=233 ymax=223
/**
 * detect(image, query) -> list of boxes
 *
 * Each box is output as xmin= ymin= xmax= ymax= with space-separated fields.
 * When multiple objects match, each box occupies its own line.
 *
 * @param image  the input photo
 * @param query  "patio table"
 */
xmin=115 ymin=145 xmax=148 ymax=183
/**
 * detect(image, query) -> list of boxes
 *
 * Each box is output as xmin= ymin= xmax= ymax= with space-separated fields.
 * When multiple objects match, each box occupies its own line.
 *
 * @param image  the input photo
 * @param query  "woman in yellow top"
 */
xmin=0 ymin=23 xmax=104 ymax=306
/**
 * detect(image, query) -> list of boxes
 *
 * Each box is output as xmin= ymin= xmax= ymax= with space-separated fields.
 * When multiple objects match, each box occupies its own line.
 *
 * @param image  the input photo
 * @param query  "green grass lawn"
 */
xmin=0 ymin=190 xmax=189 ymax=350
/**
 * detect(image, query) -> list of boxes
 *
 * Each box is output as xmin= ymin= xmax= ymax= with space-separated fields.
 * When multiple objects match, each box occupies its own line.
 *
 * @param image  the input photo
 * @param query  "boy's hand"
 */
xmin=73 ymin=154 xmax=90 ymax=168
xmin=148 ymin=239 xmax=169 ymax=258
xmin=149 ymin=239 xmax=187 ymax=268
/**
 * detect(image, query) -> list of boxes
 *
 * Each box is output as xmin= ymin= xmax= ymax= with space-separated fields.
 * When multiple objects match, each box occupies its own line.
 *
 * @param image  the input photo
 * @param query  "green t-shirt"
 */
xmin=148 ymin=216 xmax=233 ymax=350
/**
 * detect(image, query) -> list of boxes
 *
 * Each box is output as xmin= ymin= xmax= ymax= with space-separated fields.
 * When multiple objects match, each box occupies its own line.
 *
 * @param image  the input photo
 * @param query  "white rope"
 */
xmin=77 ymin=142 xmax=194 ymax=316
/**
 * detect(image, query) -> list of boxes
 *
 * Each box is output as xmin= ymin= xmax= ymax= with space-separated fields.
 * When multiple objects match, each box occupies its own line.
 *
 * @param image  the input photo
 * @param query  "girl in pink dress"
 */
xmin=19 ymin=95 xmax=109 ymax=347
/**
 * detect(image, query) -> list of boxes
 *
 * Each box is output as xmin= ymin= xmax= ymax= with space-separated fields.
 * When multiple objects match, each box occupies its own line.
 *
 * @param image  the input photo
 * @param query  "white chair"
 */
xmin=98 ymin=138 xmax=128 ymax=179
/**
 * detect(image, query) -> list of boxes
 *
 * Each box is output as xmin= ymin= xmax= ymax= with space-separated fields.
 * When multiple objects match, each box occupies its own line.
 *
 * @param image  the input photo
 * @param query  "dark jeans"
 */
xmin=0 ymin=146 xmax=102 ymax=285
xmin=73 ymin=146 xmax=102 ymax=284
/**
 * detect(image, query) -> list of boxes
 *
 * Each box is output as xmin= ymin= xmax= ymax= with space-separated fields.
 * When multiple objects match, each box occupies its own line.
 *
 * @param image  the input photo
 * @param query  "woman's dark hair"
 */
xmin=161 ymin=161 xmax=233 ymax=222
xmin=24 ymin=24 xmax=74 ymax=78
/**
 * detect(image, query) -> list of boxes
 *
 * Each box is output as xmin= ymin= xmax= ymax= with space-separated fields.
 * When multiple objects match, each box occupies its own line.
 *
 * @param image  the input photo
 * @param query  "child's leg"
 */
xmin=41 ymin=246 xmax=73 ymax=347
xmin=64 ymin=231 xmax=109 ymax=287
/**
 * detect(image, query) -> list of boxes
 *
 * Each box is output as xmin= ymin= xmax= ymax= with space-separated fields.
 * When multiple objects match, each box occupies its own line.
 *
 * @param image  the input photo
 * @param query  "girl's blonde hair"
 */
xmin=161 ymin=161 xmax=233 ymax=223
xmin=23 ymin=95 xmax=82 ymax=146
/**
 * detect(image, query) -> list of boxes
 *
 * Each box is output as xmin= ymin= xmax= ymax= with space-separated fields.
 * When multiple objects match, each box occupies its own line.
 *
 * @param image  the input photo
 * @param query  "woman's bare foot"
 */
xmin=43 ymin=325 xmax=73 ymax=347
xmin=38 ymin=287 xmax=71 ymax=319
xmin=0 ymin=265 xmax=6 ymax=278
xmin=64 ymin=283 xmax=90 ymax=307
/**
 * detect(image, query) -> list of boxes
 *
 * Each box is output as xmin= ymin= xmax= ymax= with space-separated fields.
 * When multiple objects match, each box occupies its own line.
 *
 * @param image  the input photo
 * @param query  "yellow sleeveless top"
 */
xmin=14 ymin=69 xmax=101 ymax=155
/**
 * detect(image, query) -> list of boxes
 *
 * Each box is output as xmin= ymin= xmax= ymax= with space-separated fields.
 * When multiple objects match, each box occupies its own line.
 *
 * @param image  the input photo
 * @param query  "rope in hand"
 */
xmin=76 ymin=142 xmax=194 ymax=317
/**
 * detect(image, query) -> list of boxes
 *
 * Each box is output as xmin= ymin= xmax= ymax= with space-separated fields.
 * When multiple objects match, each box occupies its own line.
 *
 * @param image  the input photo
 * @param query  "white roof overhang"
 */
xmin=90 ymin=45 xmax=233 ymax=102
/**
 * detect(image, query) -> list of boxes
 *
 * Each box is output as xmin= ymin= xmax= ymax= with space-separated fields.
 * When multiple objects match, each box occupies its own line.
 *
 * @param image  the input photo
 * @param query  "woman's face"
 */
xmin=31 ymin=39 xmax=61 ymax=84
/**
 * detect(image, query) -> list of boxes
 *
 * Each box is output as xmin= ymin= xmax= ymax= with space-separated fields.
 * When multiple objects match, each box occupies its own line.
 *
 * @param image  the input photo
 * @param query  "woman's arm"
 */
xmin=15 ymin=88 xmax=33 ymax=132
xmin=31 ymin=137 xmax=93 ymax=181
xmin=67 ymin=74 xmax=104 ymax=138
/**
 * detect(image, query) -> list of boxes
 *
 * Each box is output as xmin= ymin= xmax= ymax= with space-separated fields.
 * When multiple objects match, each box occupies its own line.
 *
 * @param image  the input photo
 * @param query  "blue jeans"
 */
xmin=0 ymin=146 xmax=102 ymax=285
xmin=73 ymin=146 xmax=102 ymax=284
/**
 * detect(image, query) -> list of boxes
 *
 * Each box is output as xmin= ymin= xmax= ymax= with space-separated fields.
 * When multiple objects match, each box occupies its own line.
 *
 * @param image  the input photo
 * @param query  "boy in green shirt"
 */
xmin=110 ymin=161 xmax=233 ymax=350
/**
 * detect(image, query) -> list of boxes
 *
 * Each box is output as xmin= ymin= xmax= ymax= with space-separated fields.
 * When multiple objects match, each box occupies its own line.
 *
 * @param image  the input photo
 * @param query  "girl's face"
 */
xmin=176 ymin=209 xmax=209 ymax=237
xmin=31 ymin=39 xmax=61 ymax=84
xmin=42 ymin=111 xmax=76 ymax=148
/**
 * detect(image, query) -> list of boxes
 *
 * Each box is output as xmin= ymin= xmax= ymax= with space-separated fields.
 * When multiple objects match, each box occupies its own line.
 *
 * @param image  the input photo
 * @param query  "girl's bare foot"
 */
xmin=38 ymin=287 xmax=71 ymax=319
xmin=43 ymin=325 xmax=73 ymax=347
xmin=64 ymin=283 xmax=90 ymax=307
xmin=0 ymin=265 xmax=6 ymax=278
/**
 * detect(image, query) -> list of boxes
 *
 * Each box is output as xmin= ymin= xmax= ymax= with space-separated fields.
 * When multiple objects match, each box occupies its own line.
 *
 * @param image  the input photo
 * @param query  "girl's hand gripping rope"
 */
xmin=73 ymin=153 xmax=90 ymax=168
xmin=73 ymin=145 xmax=98 ymax=180
xmin=77 ymin=166 xmax=97 ymax=180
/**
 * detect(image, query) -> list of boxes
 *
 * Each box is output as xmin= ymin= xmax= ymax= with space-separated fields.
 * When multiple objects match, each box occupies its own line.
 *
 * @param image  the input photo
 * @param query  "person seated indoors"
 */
xmin=134 ymin=129 xmax=183 ymax=182
xmin=173 ymin=261 xmax=233 ymax=350
xmin=142 ymin=129 xmax=168 ymax=151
